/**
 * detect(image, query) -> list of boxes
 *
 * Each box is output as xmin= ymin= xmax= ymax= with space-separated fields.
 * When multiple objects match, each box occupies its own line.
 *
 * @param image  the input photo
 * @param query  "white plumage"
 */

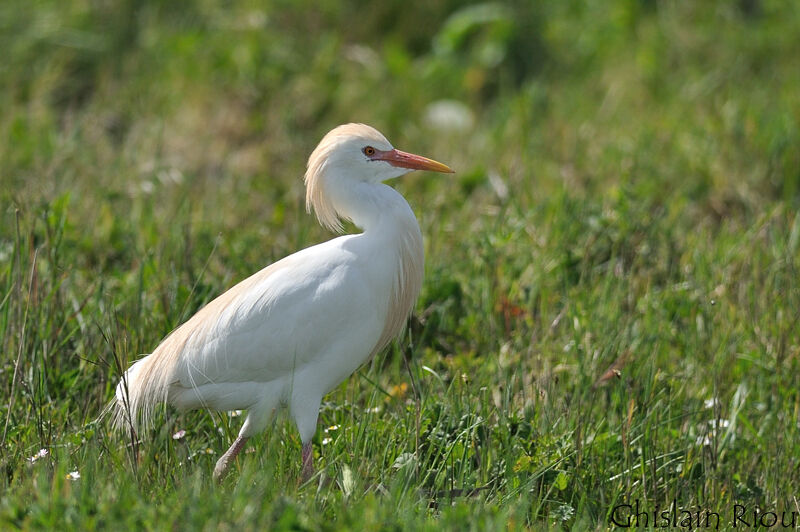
xmin=114 ymin=123 xmax=453 ymax=481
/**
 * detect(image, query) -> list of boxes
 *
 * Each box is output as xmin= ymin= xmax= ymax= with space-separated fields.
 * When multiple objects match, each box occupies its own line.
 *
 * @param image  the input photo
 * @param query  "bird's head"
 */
xmin=304 ymin=123 xmax=453 ymax=232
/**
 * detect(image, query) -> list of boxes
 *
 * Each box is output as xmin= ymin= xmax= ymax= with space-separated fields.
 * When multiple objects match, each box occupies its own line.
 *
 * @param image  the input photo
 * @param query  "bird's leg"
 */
xmin=300 ymin=442 xmax=314 ymax=482
xmin=213 ymin=435 xmax=249 ymax=482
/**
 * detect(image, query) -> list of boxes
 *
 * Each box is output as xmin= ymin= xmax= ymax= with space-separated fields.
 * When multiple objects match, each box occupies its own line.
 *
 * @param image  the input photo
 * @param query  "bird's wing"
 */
xmin=148 ymin=236 xmax=384 ymax=390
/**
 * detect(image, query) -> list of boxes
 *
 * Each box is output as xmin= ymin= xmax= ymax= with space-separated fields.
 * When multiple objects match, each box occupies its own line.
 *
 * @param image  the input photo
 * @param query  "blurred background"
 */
xmin=1 ymin=1 xmax=800 ymax=525
xmin=2 ymin=0 xmax=798 ymax=356
xmin=4 ymin=1 xmax=797 ymax=221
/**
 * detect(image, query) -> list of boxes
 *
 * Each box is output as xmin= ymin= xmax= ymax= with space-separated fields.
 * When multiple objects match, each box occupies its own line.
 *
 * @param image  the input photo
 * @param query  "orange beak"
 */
xmin=375 ymin=148 xmax=454 ymax=173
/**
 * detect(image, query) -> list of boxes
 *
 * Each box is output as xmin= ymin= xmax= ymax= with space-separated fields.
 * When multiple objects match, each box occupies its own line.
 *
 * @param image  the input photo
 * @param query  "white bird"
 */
xmin=115 ymin=123 xmax=453 ymax=481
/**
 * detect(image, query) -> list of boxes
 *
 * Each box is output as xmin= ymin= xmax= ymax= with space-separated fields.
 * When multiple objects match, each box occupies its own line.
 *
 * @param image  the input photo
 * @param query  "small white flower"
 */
xmin=365 ymin=406 xmax=381 ymax=414
xmin=172 ymin=429 xmax=186 ymax=440
xmin=322 ymin=437 xmax=332 ymax=446
xmin=324 ymin=425 xmax=339 ymax=433
xmin=27 ymin=448 xmax=48 ymax=463
xmin=66 ymin=471 xmax=80 ymax=481
xmin=230 ymin=410 xmax=242 ymax=418
xmin=695 ymin=435 xmax=711 ymax=446
xmin=703 ymin=398 xmax=720 ymax=409
xmin=139 ymin=181 xmax=155 ymax=194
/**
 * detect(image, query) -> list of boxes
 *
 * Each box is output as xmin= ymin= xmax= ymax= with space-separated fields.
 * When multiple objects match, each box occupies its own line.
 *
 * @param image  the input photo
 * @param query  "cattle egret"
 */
xmin=115 ymin=123 xmax=453 ymax=482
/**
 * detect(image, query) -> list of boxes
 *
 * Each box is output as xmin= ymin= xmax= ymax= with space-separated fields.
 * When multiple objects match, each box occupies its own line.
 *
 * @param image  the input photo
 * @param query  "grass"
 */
xmin=2 ymin=0 xmax=799 ymax=529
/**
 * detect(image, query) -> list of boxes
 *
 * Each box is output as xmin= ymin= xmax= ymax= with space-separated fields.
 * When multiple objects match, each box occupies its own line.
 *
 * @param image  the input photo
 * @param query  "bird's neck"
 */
xmin=329 ymin=182 xmax=424 ymax=357
xmin=329 ymin=182 xmax=419 ymax=237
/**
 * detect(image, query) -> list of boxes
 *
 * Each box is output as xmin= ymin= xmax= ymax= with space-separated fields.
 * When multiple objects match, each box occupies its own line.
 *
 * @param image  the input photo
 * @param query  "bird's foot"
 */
xmin=213 ymin=456 xmax=230 ymax=483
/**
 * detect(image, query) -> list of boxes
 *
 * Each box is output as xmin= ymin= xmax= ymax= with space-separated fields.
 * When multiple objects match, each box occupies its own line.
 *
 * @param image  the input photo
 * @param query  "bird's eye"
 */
xmin=363 ymin=146 xmax=376 ymax=156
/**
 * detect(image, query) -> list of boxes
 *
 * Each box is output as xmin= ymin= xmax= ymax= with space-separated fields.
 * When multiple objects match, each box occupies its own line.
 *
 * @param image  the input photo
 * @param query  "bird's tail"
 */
xmin=112 ymin=354 xmax=171 ymax=432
